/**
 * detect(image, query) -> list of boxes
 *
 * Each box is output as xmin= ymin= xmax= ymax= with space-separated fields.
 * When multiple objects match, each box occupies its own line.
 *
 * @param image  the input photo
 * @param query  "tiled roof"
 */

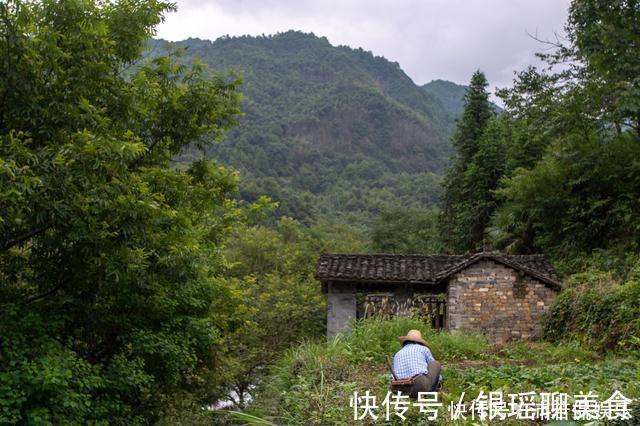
xmin=315 ymin=252 xmax=562 ymax=289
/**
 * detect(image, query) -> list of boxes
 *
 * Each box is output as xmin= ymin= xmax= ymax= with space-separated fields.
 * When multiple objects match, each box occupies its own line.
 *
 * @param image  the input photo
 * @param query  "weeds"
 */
xmin=248 ymin=318 xmax=640 ymax=425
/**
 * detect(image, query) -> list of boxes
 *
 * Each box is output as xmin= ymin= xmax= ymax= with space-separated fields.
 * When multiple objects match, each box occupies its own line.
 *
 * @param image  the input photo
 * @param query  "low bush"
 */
xmin=542 ymin=269 xmax=640 ymax=351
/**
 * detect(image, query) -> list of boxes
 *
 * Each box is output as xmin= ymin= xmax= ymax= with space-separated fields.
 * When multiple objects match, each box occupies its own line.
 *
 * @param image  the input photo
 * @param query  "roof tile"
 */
xmin=315 ymin=252 xmax=561 ymax=289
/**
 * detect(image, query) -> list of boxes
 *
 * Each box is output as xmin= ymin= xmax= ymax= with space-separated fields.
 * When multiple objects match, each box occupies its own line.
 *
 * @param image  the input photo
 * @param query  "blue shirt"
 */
xmin=392 ymin=343 xmax=435 ymax=379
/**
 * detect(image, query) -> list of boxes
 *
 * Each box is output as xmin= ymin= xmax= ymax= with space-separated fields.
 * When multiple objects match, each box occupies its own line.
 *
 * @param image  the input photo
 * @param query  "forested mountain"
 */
xmin=422 ymin=79 xmax=468 ymax=116
xmin=149 ymin=32 xmax=465 ymax=226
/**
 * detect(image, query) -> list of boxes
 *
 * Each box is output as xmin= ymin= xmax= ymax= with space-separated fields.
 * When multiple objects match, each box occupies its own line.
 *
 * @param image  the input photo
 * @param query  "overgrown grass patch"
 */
xmin=343 ymin=317 xmax=490 ymax=364
xmin=485 ymin=339 xmax=603 ymax=365
xmin=245 ymin=318 xmax=640 ymax=425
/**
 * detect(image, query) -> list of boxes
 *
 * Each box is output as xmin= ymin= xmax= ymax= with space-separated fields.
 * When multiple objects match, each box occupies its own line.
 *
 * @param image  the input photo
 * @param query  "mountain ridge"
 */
xmin=150 ymin=31 xmax=470 ymax=225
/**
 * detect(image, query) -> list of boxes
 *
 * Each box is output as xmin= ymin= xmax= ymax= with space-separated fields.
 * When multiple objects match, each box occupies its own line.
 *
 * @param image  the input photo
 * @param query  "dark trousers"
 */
xmin=409 ymin=361 xmax=441 ymax=398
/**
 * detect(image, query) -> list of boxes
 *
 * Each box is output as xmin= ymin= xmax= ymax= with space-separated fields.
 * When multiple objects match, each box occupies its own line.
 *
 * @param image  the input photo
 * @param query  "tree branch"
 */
xmin=23 ymin=279 xmax=66 ymax=305
xmin=1 ymin=226 xmax=49 ymax=251
xmin=127 ymin=137 xmax=161 ymax=171
xmin=525 ymin=28 xmax=567 ymax=49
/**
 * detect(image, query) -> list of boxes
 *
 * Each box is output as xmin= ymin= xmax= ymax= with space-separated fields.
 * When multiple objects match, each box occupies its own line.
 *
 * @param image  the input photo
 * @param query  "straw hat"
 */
xmin=398 ymin=329 xmax=429 ymax=347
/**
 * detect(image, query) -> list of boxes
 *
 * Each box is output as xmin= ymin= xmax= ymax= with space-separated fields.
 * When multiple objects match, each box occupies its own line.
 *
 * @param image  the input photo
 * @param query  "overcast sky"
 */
xmin=157 ymin=0 xmax=571 ymax=91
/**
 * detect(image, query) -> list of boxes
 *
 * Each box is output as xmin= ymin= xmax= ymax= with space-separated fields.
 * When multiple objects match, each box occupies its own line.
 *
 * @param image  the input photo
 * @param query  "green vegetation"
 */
xmin=371 ymin=207 xmax=443 ymax=254
xmin=218 ymin=217 xmax=367 ymax=408
xmin=439 ymin=71 xmax=498 ymax=252
xmin=422 ymin=79 xmax=469 ymax=118
xmin=150 ymin=33 xmax=457 ymax=228
xmin=440 ymin=0 xmax=640 ymax=268
xmin=498 ymin=0 xmax=640 ymax=264
xmin=542 ymin=268 xmax=640 ymax=351
xmin=1 ymin=0 xmax=640 ymax=423
xmin=0 ymin=0 xmax=249 ymax=422
xmin=243 ymin=318 xmax=639 ymax=425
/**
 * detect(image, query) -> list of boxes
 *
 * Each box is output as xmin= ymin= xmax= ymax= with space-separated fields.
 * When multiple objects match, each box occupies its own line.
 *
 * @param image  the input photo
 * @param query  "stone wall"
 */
xmin=446 ymin=260 xmax=558 ymax=341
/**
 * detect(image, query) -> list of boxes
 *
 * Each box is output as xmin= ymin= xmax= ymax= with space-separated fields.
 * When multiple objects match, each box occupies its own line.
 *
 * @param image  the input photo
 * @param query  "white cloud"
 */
xmin=156 ymin=0 xmax=571 ymax=90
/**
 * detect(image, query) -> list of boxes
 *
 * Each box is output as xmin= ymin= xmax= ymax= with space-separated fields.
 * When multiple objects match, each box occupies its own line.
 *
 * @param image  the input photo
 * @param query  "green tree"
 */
xmin=220 ymin=217 xmax=366 ymax=408
xmin=371 ymin=208 xmax=442 ymax=254
xmin=569 ymin=0 xmax=640 ymax=134
xmin=489 ymin=0 xmax=640 ymax=263
xmin=491 ymin=131 xmax=640 ymax=258
xmin=450 ymin=71 xmax=494 ymax=163
xmin=0 ymin=0 xmax=247 ymax=422
xmin=440 ymin=71 xmax=494 ymax=252
xmin=460 ymin=116 xmax=507 ymax=249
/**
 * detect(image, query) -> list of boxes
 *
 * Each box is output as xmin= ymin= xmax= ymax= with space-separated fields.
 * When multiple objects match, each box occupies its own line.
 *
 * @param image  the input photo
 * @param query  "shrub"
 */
xmin=542 ymin=271 xmax=640 ymax=350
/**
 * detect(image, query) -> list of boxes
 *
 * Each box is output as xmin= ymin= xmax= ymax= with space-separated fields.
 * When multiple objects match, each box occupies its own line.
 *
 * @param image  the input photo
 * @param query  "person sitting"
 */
xmin=391 ymin=329 xmax=442 ymax=398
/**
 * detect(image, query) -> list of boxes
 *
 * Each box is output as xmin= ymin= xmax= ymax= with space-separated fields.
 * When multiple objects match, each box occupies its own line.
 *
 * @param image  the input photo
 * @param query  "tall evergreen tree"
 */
xmin=440 ymin=71 xmax=494 ymax=252
xmin=451 ymin=71 xmax=494 ymax=163
xmin=461 ymin=116 xmax=507 ymax=248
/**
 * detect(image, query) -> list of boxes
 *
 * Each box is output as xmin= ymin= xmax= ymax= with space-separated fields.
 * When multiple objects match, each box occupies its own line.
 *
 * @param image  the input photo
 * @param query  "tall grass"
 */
xmin=246 ymin=317 xmax=639 ymax=425
xmin=342 ymin=316 xmax=490 ymax=363
xmin=248 ymin=317 xmax=490 ymax=424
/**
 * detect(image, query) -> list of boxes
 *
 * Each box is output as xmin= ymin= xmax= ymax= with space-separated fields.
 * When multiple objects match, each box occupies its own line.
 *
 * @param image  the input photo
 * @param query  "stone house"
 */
xmin=314 ymin=251 xmax=562 ymax=341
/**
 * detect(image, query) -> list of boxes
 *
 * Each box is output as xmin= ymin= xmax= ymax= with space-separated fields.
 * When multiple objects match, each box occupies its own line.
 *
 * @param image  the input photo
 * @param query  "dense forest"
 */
xmin=1 ymin=0 xmax=639 ymax=424
xmin=148 ymin=32 xmax=466 ymax=230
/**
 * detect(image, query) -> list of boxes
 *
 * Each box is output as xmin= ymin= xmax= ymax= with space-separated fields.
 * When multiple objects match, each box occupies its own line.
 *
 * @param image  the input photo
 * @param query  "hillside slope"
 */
xmin=151 ymin=32 xmax=464 ymax=225
xmin=422 ymin=79 xmax=468 ymax=117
